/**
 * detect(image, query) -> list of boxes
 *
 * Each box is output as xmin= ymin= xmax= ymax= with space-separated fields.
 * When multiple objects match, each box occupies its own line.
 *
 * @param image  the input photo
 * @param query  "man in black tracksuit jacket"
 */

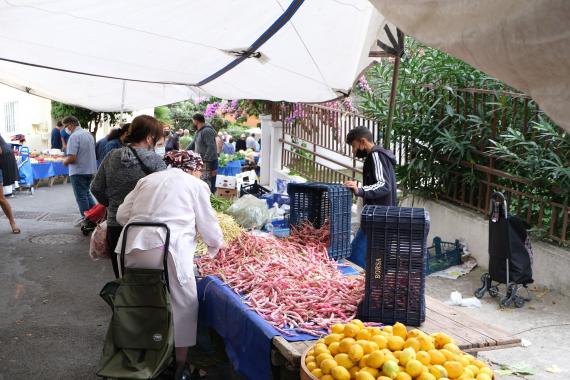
xmin=344 ymin=126 xmax=397 ymax=206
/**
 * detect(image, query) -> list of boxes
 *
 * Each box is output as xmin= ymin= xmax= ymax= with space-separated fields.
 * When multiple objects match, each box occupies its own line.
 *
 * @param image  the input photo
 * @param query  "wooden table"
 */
xmin=271 ymin=295 xmax=521 ymax=377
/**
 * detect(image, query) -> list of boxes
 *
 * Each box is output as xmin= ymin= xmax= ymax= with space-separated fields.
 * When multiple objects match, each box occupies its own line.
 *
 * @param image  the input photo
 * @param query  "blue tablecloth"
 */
xmin=31 ymin=162 xmax=55 ymax=179
xmin=51 ymin=161 xmax=69 ymax=176
xmin=198 ymin=276 xmax=319 ymax=380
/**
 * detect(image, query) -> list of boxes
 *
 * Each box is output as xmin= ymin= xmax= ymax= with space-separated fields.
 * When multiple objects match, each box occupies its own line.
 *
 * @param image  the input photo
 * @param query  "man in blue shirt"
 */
xmin=50 ymin=121 xmax=63 ymax=150
xmin=62 ymin=116 xmax=97 ymax=217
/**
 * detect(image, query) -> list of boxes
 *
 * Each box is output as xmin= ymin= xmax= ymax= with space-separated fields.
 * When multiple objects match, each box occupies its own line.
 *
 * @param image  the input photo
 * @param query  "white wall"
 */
xmin=402 ymin=195 xmax=570 ymax=296
xmin=0 ymin=84 xmax=53 ymax=150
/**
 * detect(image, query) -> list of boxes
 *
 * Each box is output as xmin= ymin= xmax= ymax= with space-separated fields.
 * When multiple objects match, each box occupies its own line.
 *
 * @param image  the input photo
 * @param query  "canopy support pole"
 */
xmin=119 ymin=80 xmax=126 ymax=122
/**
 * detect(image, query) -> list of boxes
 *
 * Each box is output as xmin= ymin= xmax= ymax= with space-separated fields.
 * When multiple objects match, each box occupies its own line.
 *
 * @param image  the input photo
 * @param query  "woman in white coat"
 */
xmin=115 ymin=150 xmax=223 ymax=379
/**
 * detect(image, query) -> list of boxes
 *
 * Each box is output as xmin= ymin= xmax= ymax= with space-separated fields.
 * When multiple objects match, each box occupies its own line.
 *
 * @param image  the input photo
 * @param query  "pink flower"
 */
xmin=358 ymin=76 xmax=371 ymax=93
xmin=204 ymin=102 xmax=220 ymax=118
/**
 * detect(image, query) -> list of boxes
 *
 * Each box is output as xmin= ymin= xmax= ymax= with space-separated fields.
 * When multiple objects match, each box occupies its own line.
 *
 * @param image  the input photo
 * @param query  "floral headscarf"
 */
xmin=163 ymin=150 xmax=204 ymax=173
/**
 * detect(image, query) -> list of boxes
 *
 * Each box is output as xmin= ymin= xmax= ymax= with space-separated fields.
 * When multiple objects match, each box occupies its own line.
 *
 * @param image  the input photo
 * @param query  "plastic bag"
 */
xmin=89 ymin=220 xmax=109 ymax=260
xmin=446 ymin=291 xmax=481 ymax=308
xmin=226 ymin=194 xmax=269 ymax=229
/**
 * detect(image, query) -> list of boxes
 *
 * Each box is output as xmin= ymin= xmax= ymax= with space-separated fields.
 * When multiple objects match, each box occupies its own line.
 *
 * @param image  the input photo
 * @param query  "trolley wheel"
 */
xmin=499 ymin=297 xmax=512 ymax=308
xmin=514 ymin=297 xmax=525 ymax=308
xmin=489 ymin=286 xmax=499 ymax=298
xmin=474 ymin=288 xmax=485 ymax=299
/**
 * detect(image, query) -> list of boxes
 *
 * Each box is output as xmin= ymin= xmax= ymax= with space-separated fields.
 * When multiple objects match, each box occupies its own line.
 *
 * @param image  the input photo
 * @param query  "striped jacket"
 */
xmin=357 ymin=145 xmax=397 ymax=206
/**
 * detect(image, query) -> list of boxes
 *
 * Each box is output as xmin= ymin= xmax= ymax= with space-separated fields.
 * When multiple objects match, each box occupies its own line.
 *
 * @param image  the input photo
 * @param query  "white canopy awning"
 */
xmin=370 ymin=0 xmax=570 ymax=133
xmin=0 ymin=0 xmax=384 ymax=112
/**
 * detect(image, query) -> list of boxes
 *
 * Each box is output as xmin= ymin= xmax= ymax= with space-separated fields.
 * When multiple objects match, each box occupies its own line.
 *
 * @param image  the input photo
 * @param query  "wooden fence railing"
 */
xmin=270 ymin=86 xmax=568 ymax=244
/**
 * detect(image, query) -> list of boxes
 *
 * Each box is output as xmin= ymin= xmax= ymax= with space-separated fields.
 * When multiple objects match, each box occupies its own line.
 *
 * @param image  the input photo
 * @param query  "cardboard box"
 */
xmin=236 ymin=170 xmax=257 ymax=191
xmin=215 ymin=175 xmax=237 ymax=189
xmin=215 ymin=187 xmax=237 ymax=199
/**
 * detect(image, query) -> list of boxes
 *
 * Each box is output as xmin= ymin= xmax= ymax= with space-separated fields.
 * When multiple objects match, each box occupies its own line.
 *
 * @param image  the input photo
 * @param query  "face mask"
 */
xmin=65 ymin=128 xmax=72 ymax=135
xmin=154 ymin=146 xmax=166 ymax=156
xmin=355 ymin=148 xmax=368 ymax=159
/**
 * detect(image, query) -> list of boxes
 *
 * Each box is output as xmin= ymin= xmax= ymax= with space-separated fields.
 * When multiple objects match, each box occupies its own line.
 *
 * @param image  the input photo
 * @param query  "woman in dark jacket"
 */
xmin=90 ymin=115 xmax=167 ymax=278
xmin=0 ymin=134 xmax=20 ymax=233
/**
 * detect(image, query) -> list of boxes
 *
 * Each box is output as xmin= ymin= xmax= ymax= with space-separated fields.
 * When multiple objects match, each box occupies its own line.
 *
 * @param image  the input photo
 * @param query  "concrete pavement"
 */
xmin=1 ymin=183 xmax=569 ymax=379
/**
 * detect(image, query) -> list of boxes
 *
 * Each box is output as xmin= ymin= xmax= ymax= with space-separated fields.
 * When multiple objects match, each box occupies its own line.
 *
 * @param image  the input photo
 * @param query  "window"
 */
xmin=4 ymin=101 xmax=18 ymax=133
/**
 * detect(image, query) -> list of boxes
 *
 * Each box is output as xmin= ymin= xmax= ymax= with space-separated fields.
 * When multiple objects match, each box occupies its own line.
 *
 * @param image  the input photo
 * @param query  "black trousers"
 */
xmin=106 ymin=224 xmax=123 ymax=278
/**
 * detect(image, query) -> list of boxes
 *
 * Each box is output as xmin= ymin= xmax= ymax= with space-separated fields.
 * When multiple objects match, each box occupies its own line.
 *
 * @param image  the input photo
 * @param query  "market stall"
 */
xmin=196 ymin=181 xmax=519 ymax=380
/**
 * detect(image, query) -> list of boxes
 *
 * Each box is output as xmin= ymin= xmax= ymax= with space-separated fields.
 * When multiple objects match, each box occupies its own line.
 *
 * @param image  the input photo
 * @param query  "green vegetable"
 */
xmin=210 ymin=195 xmax=233 ymax=212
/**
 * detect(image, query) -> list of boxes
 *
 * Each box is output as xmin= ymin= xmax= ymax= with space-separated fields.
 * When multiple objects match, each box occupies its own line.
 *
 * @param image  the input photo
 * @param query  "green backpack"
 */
xmin=97 ymin=223 xmax=174 ymax=379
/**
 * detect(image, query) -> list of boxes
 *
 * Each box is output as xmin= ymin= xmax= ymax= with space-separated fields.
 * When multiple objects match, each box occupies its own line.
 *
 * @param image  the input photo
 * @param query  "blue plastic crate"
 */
xmin=426 ymin=237 xmax=462 ymax=274
xmin=358 ymin=206 xmax=430 ymax=326
xmin=287 ymin=182 xmax=352 ymax=260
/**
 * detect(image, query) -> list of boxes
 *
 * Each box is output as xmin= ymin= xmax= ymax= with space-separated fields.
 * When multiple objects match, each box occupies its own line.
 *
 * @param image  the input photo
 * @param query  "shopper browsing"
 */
xmin=186 ymin=113 xmax=218 ymax=192
xmin=62 ymin=116 xmax=98 ymax=218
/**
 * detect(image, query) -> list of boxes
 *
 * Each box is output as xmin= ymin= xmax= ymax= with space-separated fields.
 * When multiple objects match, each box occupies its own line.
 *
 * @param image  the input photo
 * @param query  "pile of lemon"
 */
xmin=304 ymin=320 xmax=494 ymax=380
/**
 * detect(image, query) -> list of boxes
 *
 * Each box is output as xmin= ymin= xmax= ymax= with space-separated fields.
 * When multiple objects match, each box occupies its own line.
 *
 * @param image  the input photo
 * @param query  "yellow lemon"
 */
xmin=325 ymin=334 xmax=344 ymax=346
xmin=457 ymin=355 xmax=471 ymax=367
xmin=317 ymin=338 xmax=326 ymax=344
xmin=405 ymin=359 xmax=424 ymax=377
xmin=339 ymin=338 xmax=356 ymax=353
xmin=479 ymin=367 xmax=493 ymax=376
xmin=476 ymin=374 xmax=492 ymax=380
xmin=399 ymin=347 xmax=416 ymax=366
xmin=393 ymin=350 xmax=402 ymax=360
xmin=307 ymin=349 xmax=315 ymax=357
xmin=378 ymin=377 xmax=393 ymax=380
xmin=430 ymin=364 xmax=448 ymax=379
xmin=366 ymin=350 xmax=386 ymax=368
xmin=321 ymin=358 xmax=338 ymax=374
xmin=439 ymin=349 xmax=456 ymax=361
xmin=331 ymin=365 xmax=351 ymax=380
xmin=406 ymin=329 xmax=424 ymax=339
xmin=365 ymin=341 xmax=379 ymax=354
xmin=328 ymin=342 xmax=340 ymax=356
xmin=344 ymin=323 xmax=360 ymax=338
xmin=369 ymin=327 xmax=382 ymax=336
xmin=396 ymin=373 xmax=412 ymax=380
xmin=466 ymin=365 xmax=479 ymax=376
xmin=317 ymin=353 xmax=334 ymax=366
xmin=382 ymin=360 xmax=400 ymax=379
xmin=354 ymin=371 xmax=375 ymax=380
xmin=358 ymin=354 xmax=369 ymax=368
xmin=311 ymin=368 xmax=323 ymax=378
xmin=331 ymin=323 xmax=345 ymax=334
xmin=472 ymin=360 xmax=486 ymax=369
xmin=372 ymin=334 xmax=388 ymax=349
xmin=432 ymin=333 xmax=454 ymax=349
xmin=416 ymin=351 xmax=431 ymax=366
xmin=419 ymin=335 xmax=436 ymax=351
xmin=306 ymin=361 xmax=317 ymax=371
xmin=443 ymin=343 xmax=461 ymax=354
xmin=321 ymin=375 xmax=335 ymax=380
xmin=463 ymin=367 xmax=475 ymax=378
xmin=351 ymin=319 xmax=365 ymax=328
xmin=314 ymin=343 xmax=330 ymax=356
xmin=383 ymin=326 xmax=394 ymax=335
xmin=348 ymin=343 xmax=365 ymax=362
xmin=457 ymin=375 xmax=473 ymax=380
xmin=393 ymin=322 xmax=408 ymax=340
xmin=356 ymin=329 xmax=372 ymax=341
xmin=387 ymin=336 xmax=405 ymax=351
xmin=334 ymin=353 xmax=354 ymax=369
xmin=306 ymin=355 xmax=315 ymax=364
xmin=404 ymin=337 xmax=421 ymax=352
xmin=443 ymin=361 xmax=464 ymax=378
xmin=348 ymin=366 xmax=360 ymax=379
xmin=417 ymin=372 xmax=437 ymax=380
xmin=428 ymin=349 xmax=446 ymax=365
xmin=358 ymin=367 xmax=379 ymax=377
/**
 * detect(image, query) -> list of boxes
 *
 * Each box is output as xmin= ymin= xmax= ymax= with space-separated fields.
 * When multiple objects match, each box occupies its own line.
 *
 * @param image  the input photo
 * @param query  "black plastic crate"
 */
xmin=358 ymin=206 xmax=430 ymax=326
xmin=287 ymin=182 xmax=352 ymax=260
xmin=240 ymin=182 xmax=271 ymax=198
xmin=426 ymin=237 xmax=462 ymax=274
